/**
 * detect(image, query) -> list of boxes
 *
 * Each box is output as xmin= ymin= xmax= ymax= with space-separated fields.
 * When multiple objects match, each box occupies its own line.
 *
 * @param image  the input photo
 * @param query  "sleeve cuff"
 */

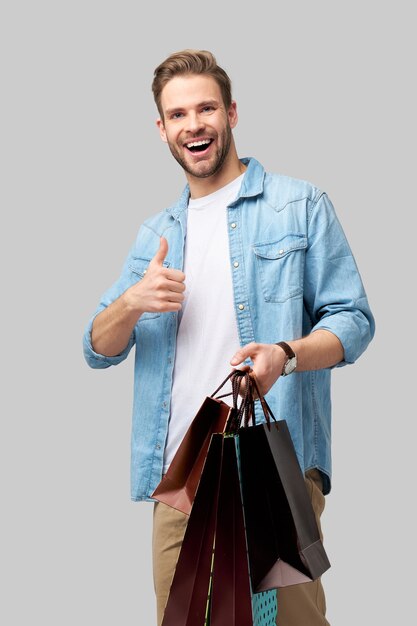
xmin=83 ymin=314 xmax=135 ymax=369
xmin=312 ymin=308 xmax=375 ymax=369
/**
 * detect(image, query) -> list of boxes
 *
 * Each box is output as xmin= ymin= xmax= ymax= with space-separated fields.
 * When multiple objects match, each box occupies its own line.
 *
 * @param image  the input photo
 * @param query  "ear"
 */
xmin=228 ymin=101 xmax=238 ymax=130
xmin=156 ymin=118 xmax=167 ymax=143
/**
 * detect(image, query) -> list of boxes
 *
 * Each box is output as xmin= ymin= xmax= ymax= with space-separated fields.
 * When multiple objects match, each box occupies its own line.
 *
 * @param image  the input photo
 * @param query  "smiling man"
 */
xmin=156 ymin=73 xmax=242 ymax=186
xmin=83 ymin=49 xmax=375 ymax=625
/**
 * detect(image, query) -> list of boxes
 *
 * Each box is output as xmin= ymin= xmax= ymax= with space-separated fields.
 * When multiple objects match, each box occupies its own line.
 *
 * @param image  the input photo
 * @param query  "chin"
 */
xmin=188 ymin=162 xmax=216 ymax=178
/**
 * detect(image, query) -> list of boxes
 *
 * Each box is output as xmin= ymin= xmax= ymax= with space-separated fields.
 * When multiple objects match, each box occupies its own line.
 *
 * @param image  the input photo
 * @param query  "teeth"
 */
xmin=186 ymin=139 xmax=211 ymax=148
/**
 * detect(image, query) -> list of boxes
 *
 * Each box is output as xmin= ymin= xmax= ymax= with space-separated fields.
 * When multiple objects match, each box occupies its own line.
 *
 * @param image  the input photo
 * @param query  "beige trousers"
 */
xmin=152 ymin=469 xmax=330 ymax=626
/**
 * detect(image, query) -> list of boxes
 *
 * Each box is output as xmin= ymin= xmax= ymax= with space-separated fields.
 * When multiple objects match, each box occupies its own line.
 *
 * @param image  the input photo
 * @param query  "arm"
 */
xmin=230 ymin=192 xmax=375 ymax=395
xmin=83 ymin=237 xmax=186 ymax=364
xmin=230 ymin=330 xmax=343 ymax=396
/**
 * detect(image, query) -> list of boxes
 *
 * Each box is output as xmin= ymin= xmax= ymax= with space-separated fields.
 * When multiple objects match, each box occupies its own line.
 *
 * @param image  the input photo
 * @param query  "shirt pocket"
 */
xmin=252 ymin=234 xmax=307 ymax=303
xmin=128 ymin=256 xmax=171 ymax=321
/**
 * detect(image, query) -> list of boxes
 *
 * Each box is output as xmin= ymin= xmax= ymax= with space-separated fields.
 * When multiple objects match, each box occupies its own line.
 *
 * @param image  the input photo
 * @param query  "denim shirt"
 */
xmin=83 ymin=157 xmax=375 ymax=500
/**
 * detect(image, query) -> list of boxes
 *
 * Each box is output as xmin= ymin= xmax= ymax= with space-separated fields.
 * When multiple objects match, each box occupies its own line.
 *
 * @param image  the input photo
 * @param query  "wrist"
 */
xmin=122 ymin=288 xmax=145 ymax=318
xmin=275 ymin=341 xmax=297 ymax=376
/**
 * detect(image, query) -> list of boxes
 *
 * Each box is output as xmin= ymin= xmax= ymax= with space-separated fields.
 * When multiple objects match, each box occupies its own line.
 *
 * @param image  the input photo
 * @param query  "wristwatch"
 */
xmin=276 ymin=341 xmax=297 ymax=377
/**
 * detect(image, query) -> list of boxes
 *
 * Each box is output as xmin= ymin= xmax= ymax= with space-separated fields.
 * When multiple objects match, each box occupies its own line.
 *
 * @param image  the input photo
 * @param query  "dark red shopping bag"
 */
xmin=152 ymin=370 xmax=249 ymax=515
xmin=161 ymin=433 xmax=254 ymax=626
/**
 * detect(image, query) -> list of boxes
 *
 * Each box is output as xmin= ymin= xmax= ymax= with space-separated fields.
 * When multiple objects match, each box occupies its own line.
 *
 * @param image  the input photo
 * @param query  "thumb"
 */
xmin=151 ymin=236 xmax=169 ymax=266
xmin=230 ymin=342 xmax=256 ymax=366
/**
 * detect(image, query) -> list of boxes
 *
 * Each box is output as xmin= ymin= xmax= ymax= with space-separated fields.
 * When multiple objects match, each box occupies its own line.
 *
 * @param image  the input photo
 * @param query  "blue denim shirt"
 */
xmin=83 ymin=157 xmax=375 ymax=500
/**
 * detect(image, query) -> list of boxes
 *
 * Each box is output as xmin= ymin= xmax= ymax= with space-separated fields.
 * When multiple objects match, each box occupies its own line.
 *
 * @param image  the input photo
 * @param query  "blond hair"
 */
xmin=152 ymin=49 xmax=232 ymax=119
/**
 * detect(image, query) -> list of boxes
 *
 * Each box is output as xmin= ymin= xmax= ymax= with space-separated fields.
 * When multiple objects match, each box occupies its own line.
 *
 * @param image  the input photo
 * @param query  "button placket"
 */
xmin=227 ymin=205 xmax=255 ymax=347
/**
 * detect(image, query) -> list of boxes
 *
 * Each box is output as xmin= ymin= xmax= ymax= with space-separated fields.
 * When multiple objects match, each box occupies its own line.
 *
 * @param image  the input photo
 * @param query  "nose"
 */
xmin=185 ymin=111 xmax=205 ymax=134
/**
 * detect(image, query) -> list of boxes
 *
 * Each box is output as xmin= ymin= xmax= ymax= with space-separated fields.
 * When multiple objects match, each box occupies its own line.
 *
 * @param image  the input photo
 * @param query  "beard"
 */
xmin=166 ymin=123 xmax=232 ymax=179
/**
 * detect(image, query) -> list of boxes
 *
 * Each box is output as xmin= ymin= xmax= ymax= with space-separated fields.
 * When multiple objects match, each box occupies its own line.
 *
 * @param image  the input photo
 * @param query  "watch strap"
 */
xmin=275 ymin=341 xmax=296 ymax=359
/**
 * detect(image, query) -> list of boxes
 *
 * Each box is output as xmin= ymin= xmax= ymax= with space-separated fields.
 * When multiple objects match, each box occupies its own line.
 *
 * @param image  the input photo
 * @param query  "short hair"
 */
xmin=152 ymin=49 xmax=232 ymax=120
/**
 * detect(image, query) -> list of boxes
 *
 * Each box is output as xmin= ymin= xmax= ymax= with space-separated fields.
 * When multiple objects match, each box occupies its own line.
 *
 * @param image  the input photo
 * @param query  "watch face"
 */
xmin=284 ymin=357 xmax=297 ymax=376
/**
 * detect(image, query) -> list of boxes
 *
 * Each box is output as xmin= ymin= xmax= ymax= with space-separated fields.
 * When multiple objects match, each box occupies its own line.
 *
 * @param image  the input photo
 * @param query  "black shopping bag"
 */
xmin=238 ymin=376 xmax=331 ymax=592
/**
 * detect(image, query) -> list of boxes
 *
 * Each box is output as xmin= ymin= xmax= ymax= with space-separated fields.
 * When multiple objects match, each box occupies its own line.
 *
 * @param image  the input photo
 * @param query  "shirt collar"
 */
xmin=166 ymin=157 xmax=266 ymax=219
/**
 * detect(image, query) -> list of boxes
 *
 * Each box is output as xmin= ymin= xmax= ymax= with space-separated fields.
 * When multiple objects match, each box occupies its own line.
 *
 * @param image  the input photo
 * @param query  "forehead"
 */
xmin=160 ymin=74 xmax=223 ymax=113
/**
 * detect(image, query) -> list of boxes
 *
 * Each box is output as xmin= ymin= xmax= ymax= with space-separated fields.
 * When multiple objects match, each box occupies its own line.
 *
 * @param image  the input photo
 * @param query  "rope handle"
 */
xmin=210 ymin=368 xmax=277 ymax=430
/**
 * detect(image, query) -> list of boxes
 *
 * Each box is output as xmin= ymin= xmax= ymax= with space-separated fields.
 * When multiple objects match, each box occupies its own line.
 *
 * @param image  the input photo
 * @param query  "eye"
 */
xmin=170 ymin=112 xmax=184 ymax=120
xmin=202 ymin=106 xmax=215 ymax=113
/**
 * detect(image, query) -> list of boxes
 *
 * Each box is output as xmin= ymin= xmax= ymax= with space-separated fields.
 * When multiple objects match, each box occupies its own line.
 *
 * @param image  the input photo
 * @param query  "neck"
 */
xmin=186 ymin=143 xmax=246 ymax=199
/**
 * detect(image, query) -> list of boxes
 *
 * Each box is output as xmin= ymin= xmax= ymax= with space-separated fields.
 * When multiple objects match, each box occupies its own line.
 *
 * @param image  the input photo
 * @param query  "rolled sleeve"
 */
xmin=83 ymin=311 xmax=135 ymax=369
xmin=305 ymin=193 xmax=375 ymax=366
xmin=82 ymin=245 xmax=138 ymax=369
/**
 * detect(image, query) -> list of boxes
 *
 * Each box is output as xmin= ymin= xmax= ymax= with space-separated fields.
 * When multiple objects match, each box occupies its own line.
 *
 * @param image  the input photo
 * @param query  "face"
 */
xmin=157 ymin=74 xmax=238 ymax=179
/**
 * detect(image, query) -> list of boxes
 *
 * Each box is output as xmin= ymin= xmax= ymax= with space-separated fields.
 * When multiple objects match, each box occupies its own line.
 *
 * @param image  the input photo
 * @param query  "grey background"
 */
xmin=1 ymin=1 xmax=415 ymax=624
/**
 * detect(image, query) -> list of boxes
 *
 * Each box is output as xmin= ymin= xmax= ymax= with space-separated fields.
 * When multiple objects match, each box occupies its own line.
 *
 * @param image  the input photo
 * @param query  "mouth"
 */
xmin=184 ymin=138 xmax=214 ymax=155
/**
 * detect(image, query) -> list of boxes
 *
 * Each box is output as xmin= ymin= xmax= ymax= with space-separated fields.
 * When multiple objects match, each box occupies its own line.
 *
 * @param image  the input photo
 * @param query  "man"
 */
xmin=83 ymin=49 xmax=375 ymax=625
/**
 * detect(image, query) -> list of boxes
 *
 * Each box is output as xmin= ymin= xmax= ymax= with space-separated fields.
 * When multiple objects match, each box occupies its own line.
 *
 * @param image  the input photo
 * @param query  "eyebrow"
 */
xmin=165 ymin=99 xmax=220 ymax=116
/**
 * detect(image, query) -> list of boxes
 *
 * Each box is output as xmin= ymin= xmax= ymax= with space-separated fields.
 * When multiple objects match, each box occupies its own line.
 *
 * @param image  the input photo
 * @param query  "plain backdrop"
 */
xmin=1 ymin=1 xmax=415 ymax=624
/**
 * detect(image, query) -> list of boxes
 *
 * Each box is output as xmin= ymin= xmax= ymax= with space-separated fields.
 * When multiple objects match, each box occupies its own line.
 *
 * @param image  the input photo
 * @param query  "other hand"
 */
xmin=230 ymin=342 xmax=287 ymax=398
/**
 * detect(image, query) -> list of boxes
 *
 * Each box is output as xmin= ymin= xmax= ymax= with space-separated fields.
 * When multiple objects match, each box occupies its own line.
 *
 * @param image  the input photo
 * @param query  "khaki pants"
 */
xmin=152 ymin=469 xmax=330 ymax=626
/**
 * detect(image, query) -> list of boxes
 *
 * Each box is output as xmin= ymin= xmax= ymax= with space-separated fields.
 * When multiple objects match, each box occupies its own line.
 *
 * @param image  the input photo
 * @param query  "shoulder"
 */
xmin=262 ymin=171 xmax=324 ymax=212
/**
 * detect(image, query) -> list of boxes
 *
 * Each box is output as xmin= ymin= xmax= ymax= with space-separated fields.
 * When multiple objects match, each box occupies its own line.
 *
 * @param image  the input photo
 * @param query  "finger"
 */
xmin=165 ymin=268 xmax=186 ymax=283
xmin=160 ymin=290 xmax=185 ymax=303
xmin=166 ymin=279 xmax=186 ymax=293
xmin=230 ymin=342 xmax=257 ymax=366
xmin=150 ymin=236 xmax=169 ymax=267
xmin=160 ymin=301 xmax=183 ymax=312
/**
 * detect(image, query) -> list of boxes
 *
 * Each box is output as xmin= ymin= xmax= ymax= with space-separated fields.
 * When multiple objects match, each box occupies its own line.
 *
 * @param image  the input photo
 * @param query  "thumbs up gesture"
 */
xmin=126 ymin=237 xmax=186 ymax=316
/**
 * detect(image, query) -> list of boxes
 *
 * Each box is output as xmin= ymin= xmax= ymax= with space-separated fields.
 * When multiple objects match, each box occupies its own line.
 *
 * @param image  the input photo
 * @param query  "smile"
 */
xmin=185 ymin=139 xmax=214 ymax=153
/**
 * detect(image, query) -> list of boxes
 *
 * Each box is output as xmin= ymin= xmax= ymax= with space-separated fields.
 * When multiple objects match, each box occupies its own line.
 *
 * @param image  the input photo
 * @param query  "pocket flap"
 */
xmin=253 ymin=234 xmax=307 ymax=260
xmin=129 ymin=256 xmax=171 ymax=277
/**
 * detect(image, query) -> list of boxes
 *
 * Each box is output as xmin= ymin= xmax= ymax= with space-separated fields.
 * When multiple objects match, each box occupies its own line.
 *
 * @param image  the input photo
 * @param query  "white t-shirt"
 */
xmin=163 ymin=174 xmax=245 ymax=472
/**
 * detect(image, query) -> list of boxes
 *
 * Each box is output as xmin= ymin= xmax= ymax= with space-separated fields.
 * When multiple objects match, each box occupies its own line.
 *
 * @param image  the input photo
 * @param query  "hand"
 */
xmin=125 ymin=237 xmax=186 ymax=315
xmin=230 ymin=342 xmax=287 ymax=398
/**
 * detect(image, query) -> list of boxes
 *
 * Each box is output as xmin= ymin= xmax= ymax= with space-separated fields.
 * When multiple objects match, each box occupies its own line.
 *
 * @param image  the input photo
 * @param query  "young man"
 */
xmin=83 ymin=49 xmax=375 ymax=625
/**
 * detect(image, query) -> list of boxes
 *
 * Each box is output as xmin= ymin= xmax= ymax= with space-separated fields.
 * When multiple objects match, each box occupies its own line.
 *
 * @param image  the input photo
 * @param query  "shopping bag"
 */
xmin=161 ymin=432 xmax=256 ymax=626
xmin=152 ymin=369 xmax=249 ymax=515
xmin=209 ymin=435 xmax=254 ymax=625
xmin=161 ymin=434 xmax=223 ymax=626
xmin=162 ymin=431 xmax=277 ymax=626
xmin=211 ymin=434 xmax=278 ymax=626
xmin=238 ymin=375 xmax=331 ymax=591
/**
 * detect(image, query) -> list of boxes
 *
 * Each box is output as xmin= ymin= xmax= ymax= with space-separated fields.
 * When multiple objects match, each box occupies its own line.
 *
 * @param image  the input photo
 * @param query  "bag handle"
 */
xmin=210 ymin=368 xmax=278 ymax=430
xmin=211 ymin=369 xmax=254 ymax=430
xmin=231 ymin=370 xmax=255 ymax=428
xmin=241 ymin=372 xmax=278 ymax=430
xmin=210 ymin=369 xmax=238 ymax=399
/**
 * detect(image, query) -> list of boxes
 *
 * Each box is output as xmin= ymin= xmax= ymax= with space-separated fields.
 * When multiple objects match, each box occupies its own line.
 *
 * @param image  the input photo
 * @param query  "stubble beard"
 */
xmin=167 ymin=123 xmax=232 ymax=179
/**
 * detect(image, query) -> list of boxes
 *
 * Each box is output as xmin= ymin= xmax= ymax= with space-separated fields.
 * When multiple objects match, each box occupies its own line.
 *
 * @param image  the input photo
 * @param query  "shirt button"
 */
xmin=238 ymin=304 xmax=245 ymax=310
xmin=162 ymin=401 xmax=167 ymax=408
xmin=156 ymin=444 xmax=161 ymax=450
xmin=233 ymin=261 xmax=239 ymax=268
xmin=230 ymin=222 xmax=237 ymax=229
xmin=278 ymin=249 xmax=284 ymax=255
